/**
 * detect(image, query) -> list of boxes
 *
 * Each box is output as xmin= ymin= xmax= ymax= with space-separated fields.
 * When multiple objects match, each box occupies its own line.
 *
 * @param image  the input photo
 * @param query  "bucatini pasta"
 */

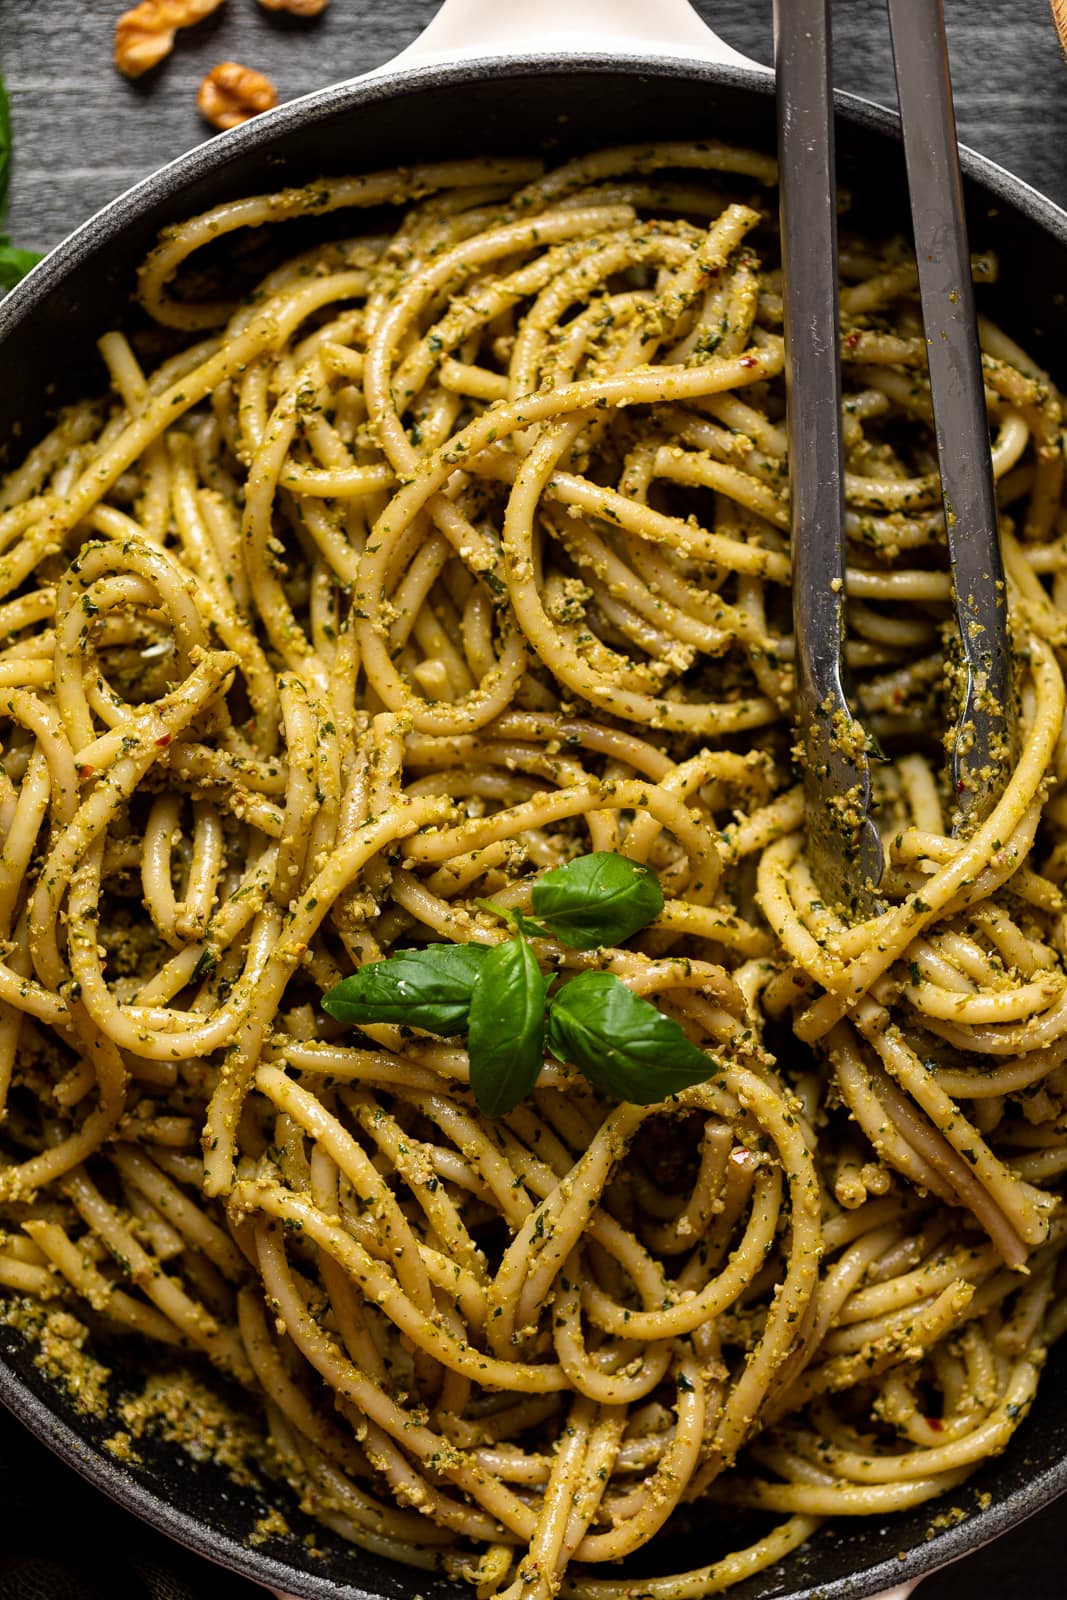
xmin=2 ymin=142 xmax=1067 ymax=1596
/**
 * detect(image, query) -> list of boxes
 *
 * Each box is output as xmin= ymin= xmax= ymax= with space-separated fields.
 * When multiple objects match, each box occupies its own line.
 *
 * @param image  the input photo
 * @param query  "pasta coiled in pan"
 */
xmin=1 ymin=142 xmax=1067 ymax=1596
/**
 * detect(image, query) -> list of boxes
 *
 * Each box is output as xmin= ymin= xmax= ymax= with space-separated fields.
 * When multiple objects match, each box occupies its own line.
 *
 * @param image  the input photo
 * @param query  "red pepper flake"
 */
xmin=739 ymin=355 xmax=759 ymax=369
xmin=845 ymin=331 xmax=862 ymax=350
xmin=155 ymin=733 xmax=173 ymax=747
xmin=925 ymin=1416 xmax=944 ymax=1431
xmin=78 ymin=765 xmax=95 ymax=781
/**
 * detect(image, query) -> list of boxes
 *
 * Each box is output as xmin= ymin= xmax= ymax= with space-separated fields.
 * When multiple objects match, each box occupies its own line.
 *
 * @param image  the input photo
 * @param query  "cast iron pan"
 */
xmin=2 ymin=3 xmax=1067 ymax=1596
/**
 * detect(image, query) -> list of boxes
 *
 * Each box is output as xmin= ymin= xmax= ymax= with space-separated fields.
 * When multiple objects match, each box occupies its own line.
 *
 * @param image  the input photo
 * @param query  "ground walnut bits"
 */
xmin=197 ymin=61 xmax=278 ymax=128
xmin=114 ymin=0 xmax=226 ymax=78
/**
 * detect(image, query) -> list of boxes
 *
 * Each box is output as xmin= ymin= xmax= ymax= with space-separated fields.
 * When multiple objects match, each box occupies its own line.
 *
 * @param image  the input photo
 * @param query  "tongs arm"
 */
xmin=887 ymin=0 xmax=1016 ymax=827
xmin=774 ymin=0 xmax=883 ymax=913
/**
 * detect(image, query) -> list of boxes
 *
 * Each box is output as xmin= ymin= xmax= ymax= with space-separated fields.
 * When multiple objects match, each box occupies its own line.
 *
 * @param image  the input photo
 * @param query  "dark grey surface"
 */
xmin=4 ymin=0 xmax=1067 ymax=251
xmin=1 ymin=2 xmax=1066 ymax=1597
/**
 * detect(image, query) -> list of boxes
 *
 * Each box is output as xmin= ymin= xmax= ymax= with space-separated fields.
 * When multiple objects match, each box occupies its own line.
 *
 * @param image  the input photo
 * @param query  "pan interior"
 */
xmin=2 ymin=53 xmax=1067 ymax=1600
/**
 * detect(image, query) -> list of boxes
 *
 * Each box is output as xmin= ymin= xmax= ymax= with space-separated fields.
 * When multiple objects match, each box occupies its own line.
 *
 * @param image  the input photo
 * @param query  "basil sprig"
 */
xmin=322 ymin=853 xmax=716 ymax=1114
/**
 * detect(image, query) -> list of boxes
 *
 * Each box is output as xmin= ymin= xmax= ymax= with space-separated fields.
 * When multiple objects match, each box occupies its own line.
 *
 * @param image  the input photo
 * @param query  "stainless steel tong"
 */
xmin=774 ymin=0 xmax=1016 ymax=913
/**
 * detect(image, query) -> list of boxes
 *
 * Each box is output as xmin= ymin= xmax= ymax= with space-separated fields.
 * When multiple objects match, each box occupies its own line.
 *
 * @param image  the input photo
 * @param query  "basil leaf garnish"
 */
xmin=321 ymin=855 xmax=707 ymax=1116
xmin=0 ymin=72 xmax=41 ymax=290
xmin=322 ymin=943 xmax=489 ymax=1035
xmin=467 ymin=937 xmax=550 ymax=1116
xmin=531 ymin=853 xmax=664 ymax=949
xmin=545 ymin=970 xmax=712 ymax=1104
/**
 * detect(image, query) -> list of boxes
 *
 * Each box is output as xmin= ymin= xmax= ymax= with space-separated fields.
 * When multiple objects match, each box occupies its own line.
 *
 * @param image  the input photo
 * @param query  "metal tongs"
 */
xmin=774 ymin=0 xmax=1017 ymax=913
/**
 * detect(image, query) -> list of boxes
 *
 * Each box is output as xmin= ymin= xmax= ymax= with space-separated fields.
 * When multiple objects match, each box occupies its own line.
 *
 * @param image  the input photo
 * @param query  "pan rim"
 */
xmin=5 ymin=48 xmax=1067 ymax=336
xmin=2 ymin=45 xmax=1067 ymax=1600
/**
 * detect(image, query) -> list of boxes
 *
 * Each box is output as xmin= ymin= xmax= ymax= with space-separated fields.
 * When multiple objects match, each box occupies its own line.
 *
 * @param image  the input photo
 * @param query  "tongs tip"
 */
xmin=798 ymin=695 xmax=884 ymax=917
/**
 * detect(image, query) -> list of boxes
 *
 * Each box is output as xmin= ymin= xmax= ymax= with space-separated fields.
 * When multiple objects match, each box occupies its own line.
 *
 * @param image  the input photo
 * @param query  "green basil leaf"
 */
xmin=0 ymin=242 xmax=41 ymax=290
xmin=545 ymin=970 xmax=712 ymax=1104
xmin=0 ymin=72 xmax=42 ymax=289
xmin=322 ymin=943 xmax=490 ymax=1035
xmin=467 ymin=937 xmax=550 ymax=1117
xmin=531 ymin=852 xmax=664 ymax=949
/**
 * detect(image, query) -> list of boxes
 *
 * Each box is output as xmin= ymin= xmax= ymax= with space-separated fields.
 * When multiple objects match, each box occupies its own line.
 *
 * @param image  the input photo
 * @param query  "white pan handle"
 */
xmin=379 ymin=0 xmax=765 ymax=74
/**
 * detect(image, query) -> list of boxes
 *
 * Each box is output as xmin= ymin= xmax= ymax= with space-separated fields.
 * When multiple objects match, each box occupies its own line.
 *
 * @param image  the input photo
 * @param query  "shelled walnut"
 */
xmin=196 ymin=61 xmax=278 ymax=128
xmin=114 ymin=0 xmax=226 ymax=79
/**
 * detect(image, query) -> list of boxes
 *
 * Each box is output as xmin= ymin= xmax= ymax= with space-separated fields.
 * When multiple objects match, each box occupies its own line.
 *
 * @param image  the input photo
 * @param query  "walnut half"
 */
xmin=197 ymin=62 xmax=278 ymax=129
xmin=114 ymin=0 xmax=225 ymax=79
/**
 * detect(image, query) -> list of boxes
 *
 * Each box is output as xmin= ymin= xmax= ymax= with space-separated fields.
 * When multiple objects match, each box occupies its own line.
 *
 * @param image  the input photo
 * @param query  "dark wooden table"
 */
xmin=1 ymin=2 xmax=1066 ymax=1596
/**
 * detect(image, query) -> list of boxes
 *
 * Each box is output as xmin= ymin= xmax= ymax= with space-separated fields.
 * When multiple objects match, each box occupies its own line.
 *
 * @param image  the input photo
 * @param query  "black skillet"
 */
xmin=1 ymin=2 xmax=1067 ymax=1596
